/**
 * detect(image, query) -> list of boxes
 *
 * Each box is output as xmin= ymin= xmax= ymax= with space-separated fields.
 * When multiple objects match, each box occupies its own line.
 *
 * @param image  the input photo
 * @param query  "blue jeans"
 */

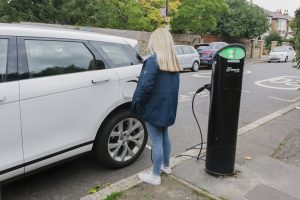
xmin=145 ymin=122 xmax=171 ymax=176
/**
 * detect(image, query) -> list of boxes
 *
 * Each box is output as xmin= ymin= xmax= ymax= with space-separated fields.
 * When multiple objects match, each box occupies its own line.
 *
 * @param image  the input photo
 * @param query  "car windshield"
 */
xmin=272 ymin=47 xmax=288 ymax=52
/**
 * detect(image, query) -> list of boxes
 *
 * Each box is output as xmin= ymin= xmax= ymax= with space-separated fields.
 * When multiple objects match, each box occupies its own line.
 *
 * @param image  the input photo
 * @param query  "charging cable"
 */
xmin=176 ymin=84 xmax=211 ymax=161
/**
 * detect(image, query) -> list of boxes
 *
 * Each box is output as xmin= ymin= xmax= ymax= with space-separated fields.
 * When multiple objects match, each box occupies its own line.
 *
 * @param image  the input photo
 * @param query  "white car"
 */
xmin=268 ymin=46 xmax=296 ymax=63
xmin=0 ymin=24 xmax=148 ymax=182
xmin=175 ymin=45 xmax=200 ymax=72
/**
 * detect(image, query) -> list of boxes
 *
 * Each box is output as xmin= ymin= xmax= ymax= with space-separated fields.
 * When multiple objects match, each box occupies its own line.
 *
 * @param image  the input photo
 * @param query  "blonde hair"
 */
xmin=147 ymin=28 xmax=181 ymax=72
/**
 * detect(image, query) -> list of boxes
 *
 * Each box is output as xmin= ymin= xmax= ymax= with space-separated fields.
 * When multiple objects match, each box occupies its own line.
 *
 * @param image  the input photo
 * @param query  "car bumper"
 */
xmin=200 ymin=58 xmax=213 ymax=65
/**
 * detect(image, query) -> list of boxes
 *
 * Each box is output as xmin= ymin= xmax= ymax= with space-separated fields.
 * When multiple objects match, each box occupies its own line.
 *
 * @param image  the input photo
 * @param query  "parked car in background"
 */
xmin=175 ymin=45 xmax=200 ymax=72
xmin=198 ymin=42 xmax=228 ymax=66
xmin=268 ymin=46 xmax=296 ymax=63
xmin=0 ymin=24 xmax=148 ymax=182
xmin=194 ymin=43 xmax=209 ymax=51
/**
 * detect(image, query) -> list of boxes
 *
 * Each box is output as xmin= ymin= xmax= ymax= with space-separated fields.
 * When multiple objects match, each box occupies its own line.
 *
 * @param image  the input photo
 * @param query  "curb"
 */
xmin=81 ymin=99 xmax=300 ymax=200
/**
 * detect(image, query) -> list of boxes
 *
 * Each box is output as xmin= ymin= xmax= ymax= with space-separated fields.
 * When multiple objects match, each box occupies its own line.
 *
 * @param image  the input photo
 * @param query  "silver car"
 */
xmin=175 ymin=45 xmax=200 ymax=72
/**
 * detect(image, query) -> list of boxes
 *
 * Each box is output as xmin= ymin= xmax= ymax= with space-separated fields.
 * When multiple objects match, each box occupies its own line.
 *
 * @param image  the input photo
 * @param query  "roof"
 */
xmin=0 ymin=23 xmax=138 ymax=47
xmin=265 ymin=10 xmax=293 ymax=21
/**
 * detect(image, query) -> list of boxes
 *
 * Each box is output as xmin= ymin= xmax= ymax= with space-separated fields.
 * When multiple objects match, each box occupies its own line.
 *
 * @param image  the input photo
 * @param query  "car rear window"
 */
xmin=182 ymin=46 xmax=194 ymax=54
xmin=25 ymin=40 xmax=96 ymax=78
xmin=197 ymin=46 xmax=209 ymax=51
xmin=0 ymin=39 xmax=8 ymax=83
xmin=175 ymin=46 xmax=184 ymax=55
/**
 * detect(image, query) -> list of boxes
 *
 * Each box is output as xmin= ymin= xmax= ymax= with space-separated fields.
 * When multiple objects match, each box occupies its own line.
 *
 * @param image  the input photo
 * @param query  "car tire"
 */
xmin=268 ymin=61 xmax=271 ymax=63
xmin=191 ymin=61 xmax=199 ymax=72
xmin=94 ymin=109 xmax=148 ymax=168
xmin=285 ymin=56 xmax=288 ymax=62
xmin=292 ymin=58 xmax=295 ymax=63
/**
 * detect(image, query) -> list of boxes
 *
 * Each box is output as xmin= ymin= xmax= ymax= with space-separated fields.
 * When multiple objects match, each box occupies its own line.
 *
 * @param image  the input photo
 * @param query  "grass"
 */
xmin=103 ymin=192 xmax=122 ymax=200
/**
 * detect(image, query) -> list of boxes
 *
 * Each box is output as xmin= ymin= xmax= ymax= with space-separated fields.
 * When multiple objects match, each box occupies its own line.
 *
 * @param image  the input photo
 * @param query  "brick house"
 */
xmin=263 ymin=9 xmax=294 ymax=39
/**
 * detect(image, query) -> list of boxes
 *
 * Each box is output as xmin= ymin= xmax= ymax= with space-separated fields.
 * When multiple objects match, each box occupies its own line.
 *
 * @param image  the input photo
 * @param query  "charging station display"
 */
xmin=205 ymin=44 xmax=246 ymax=176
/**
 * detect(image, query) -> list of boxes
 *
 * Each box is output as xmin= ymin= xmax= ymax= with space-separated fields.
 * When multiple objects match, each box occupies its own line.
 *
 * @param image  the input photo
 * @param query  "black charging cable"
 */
xmin=176 ymin=84 xmax=211 ymax=161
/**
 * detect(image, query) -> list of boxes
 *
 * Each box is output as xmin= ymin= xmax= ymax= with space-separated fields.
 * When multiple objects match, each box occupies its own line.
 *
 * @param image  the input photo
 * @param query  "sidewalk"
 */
xmin=82 ymin=102 xmax=300 ymax=200
xmin=245 ymin=55 xmax=267 ymax=64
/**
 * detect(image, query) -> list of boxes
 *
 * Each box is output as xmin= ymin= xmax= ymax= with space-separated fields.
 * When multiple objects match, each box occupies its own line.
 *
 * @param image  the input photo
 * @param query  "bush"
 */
xmin=264 ymin=32 xmax=283 ymax=50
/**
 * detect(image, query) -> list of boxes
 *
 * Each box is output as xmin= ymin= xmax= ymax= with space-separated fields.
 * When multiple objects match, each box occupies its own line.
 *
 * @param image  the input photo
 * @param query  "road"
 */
xmin=2 ymin=61 xmax=300 ymax=200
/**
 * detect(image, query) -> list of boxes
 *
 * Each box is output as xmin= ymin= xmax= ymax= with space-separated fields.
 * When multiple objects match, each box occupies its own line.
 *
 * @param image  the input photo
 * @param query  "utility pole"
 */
xmin=166 ymin=0 xmax=169 ymax=30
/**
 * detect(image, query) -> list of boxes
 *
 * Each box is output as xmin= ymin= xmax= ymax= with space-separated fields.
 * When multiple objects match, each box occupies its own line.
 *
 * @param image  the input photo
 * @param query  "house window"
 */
xmin=277 ymin=19 xmax=287 ymax=31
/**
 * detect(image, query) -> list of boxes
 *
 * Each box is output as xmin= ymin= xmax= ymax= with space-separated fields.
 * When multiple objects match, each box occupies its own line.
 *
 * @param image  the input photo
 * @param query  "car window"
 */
xmin=197 ymin=46 xmax=209 ymax=51
xmin=289 ymin=47 xmax=294 ymax=51
xmin=0 ymin=39 xmax=8 ymax=83
xmin=91 ymin=42 xmax=134 ymax=67
xmin=175 ymin=46 xmax=183 ymax=55
xmin=272 ymin=46 xmax=288 ymax=52
xmin=25 ymin=40 xmax=96 ymax=78
xmin=182 ymin=46 xmax=192 ymax=54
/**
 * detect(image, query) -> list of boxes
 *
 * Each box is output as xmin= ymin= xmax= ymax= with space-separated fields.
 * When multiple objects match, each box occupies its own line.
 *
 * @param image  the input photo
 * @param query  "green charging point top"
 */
xmin=218 ymin=47 xmax=245 ymax=60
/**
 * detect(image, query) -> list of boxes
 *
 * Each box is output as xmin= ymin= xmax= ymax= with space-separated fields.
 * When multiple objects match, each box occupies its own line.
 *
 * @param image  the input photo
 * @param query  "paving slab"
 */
xmin=173 ymin=155 xmax=300 ymax=200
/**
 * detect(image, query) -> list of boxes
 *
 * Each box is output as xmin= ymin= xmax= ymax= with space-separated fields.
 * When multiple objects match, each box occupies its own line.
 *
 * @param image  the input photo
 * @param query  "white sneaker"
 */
xmin=137 ymin=172 xmax=161 ymax=185
xmin=161 ymin=165 xmax=172 ymax=175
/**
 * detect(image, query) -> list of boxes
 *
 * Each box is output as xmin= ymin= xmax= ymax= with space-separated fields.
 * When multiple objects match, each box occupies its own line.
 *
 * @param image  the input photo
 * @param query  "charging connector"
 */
xmin=176 ymin=84 xmax=210 ymax=160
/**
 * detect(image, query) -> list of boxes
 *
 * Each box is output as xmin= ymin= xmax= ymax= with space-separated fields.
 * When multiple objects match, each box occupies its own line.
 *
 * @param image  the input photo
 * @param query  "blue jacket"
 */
xmin=131 ymin=55 xmax=180 ymax=127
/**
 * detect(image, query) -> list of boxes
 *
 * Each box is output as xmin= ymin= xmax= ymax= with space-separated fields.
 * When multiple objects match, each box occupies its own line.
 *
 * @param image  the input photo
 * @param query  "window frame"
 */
xmin=89 ymin=41 xmax=140 ymax=68
xmin=17 ymin=37 xmax=108 ymax=80
xmin=0 ymin=36 xmax=17 ymax=83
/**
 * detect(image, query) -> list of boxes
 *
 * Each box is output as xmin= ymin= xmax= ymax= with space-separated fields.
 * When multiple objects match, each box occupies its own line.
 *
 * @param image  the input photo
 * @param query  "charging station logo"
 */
xmin=255 ymin=76 xmax=300 ymax=90
xmin=226 ymin=67 xmax=240 ymax=73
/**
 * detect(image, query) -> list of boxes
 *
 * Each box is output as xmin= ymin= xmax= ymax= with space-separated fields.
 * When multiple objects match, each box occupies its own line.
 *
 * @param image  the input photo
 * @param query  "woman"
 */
xmin=131 ymin=27 xmax=181 ymax=185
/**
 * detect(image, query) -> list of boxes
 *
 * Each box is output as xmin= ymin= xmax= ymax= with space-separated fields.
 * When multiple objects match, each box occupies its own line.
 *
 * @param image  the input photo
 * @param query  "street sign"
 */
xmin=160 ymin=8 xmax=166 ymax=17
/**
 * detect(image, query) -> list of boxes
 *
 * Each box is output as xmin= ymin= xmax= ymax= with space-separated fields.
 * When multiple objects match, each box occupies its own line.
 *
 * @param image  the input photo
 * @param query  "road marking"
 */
xmin=255 ymin=76 xmax=300 ymax=90
xmin=242 ymin=90 xmax=250 ymax=93
xmin=192 ymin=70 xmax=251 ymax=78
xmin=82 ymin=100 xmax=300 ymax=200
xmin=269 ymin=96 xmax=297 ymax=102
xmin=145 ymin=144 xmax=152 ymax=150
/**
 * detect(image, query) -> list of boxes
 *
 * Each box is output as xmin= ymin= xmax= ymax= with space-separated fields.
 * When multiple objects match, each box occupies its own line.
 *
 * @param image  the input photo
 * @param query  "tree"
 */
xmin=292 ymin=8 xmax=300 ymax=68
xmin=171 ymin=0 xmax=229 ymax=35
xmin=139 ymin=0 xmax=180 ymax=31
xmin=216 ymin=0 xmax=269 ymax=39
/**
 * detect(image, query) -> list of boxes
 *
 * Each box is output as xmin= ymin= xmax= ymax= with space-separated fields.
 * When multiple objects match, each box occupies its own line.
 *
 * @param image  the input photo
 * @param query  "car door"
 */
xmin=0 ymin=37 xmax=24 ymax=181
xmin=17 ymin=38 xmax=120 ymax=172
xmin=89 ymin=41 xmax=143 ymax=103
xmin=175 ymin=46 xmax=186 ymax=68
xmin=182 ymin=46 xmax=194 ymax=68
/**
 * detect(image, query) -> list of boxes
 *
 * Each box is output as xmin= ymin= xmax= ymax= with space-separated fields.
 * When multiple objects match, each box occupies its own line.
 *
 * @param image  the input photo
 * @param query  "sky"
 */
xmin=249 ymin=0 xmax=299 ymax=17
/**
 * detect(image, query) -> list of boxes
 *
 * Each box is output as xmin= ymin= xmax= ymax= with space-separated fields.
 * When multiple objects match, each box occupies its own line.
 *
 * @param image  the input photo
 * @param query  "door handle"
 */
xmin=0 ymin=95 xmax=5 ymax=101
xmin=91 ymin=78 xmax=110 ymax=84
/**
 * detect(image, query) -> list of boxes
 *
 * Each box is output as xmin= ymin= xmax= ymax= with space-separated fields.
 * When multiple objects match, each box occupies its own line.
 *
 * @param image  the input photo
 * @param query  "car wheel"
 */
xmin=267 ymin=61 xmax=271 ymax=63
xmin=94 ymin=109 xmax=148 ymax=168
xmin=285 ymin=56 xmax=288 ymax=62
xmin=191 ymin=61 xmax=199 ymax=72
xmin=292 ymin=58 xmax=296 ymax=63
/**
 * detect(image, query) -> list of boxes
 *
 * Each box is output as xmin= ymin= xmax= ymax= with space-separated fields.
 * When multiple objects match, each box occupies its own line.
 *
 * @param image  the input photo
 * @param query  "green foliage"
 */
xmin=216 ymin=0 xmax=269 ymax=39
xmin=0 ymin=0 xmax=178 ymax=31
xmin=171 ymin=0 xmax=229 ymax=34
xmin=264 ymin=32 xmax=283 ymax=50
xmin=294 ymin=8 xmax=300 ymax=69
xmin=103 ymin=192 xmax=122 ymax=200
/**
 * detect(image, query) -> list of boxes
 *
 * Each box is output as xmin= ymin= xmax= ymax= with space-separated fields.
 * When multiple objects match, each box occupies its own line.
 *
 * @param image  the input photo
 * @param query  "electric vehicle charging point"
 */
xmin=205 ymin=44 xmax=246 ymax=176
